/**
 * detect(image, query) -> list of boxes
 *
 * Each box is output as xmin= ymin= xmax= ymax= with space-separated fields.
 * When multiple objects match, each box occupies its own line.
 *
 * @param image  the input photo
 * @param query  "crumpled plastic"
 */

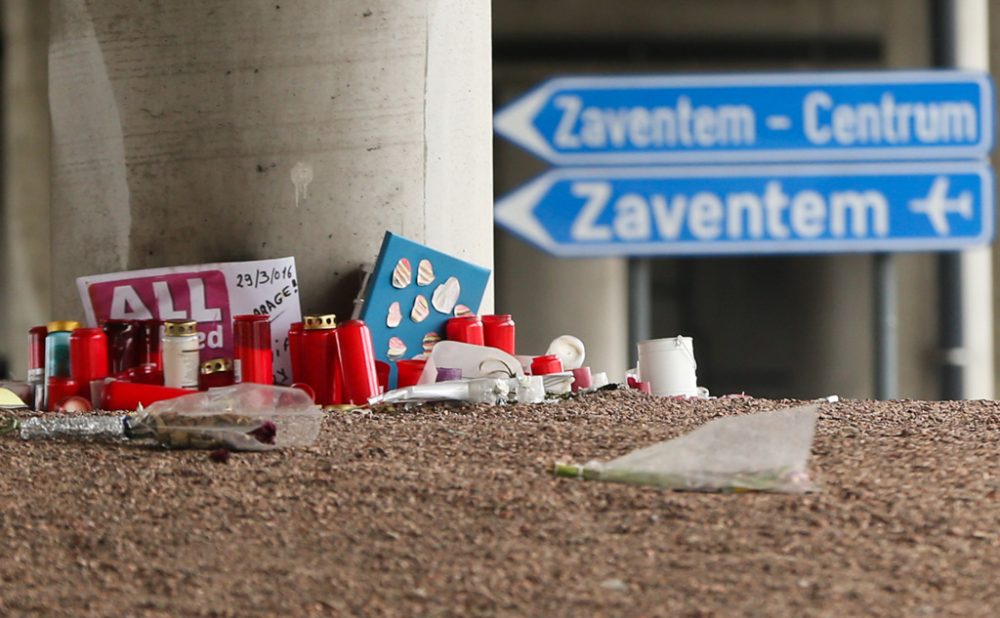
xmin=127 ymin=383 xmax=322 ymax=450
xmin=555 ymin=404 xmax=818 ymax=493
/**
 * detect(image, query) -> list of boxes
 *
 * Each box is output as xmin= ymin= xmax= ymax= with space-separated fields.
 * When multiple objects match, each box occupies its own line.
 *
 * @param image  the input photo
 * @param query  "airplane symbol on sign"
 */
xmin=908 ymin=176 xmax=973 ymax=236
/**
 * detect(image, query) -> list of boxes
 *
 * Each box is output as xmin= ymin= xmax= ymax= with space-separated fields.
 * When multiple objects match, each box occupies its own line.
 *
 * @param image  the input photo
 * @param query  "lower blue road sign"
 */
xmin=494 ymin=162 xmax=994 ymax=257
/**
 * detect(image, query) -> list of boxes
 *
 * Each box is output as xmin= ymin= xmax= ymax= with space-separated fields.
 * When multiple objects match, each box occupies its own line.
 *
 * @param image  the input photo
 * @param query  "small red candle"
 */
xmin=530 ymin=354 xmax=563 ymax=376
xmin=199 ymin=358 xmax=236 ymax=390
xmin=482 ymin=314 xmax=516 ymax=355
xmin=445 ymin=316 xmax=484 ymax=346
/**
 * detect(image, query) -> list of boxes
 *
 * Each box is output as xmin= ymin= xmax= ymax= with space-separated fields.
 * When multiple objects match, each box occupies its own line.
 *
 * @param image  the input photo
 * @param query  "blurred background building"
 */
xmin=2 ymin=0 xmax=997 ymax=400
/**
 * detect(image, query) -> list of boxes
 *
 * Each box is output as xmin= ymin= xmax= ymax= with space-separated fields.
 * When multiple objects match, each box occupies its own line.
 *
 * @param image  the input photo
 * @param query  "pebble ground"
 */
xmin=1 ymin=389 xmax=999 ymax=616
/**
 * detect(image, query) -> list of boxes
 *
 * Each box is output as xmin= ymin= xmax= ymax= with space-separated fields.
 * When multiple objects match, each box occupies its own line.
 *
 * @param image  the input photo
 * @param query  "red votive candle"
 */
xmin=70 ymin=328 xmax=109 ymax=401
xmin=571 ymin=367 xmax=592 ymax=391
xmin=445 ymin=316 xmax=484 ymax=346
xmin=482 ymin=314 xmax=516 ymax=355
xmin=301 ymin=314 xmax=341 ymax=406
xmin=531 ymin=354 xmax=563 ymax=376
xmin=199 ymin=358 xmax=235 ymax=390
xmin=46 ymin=377 xmax=79 ymax=412
xmin=334 ymin=320 xmax=380 ymax=405
xmin=102 ymin=320 xmax=139 ymax=374
xmin=102 ymin=380 xmax=195 ymax=410
xmin=233 ymin=314 xmax=273 ymax=385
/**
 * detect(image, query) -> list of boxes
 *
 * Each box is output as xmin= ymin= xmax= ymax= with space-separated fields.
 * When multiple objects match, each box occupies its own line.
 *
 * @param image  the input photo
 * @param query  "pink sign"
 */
xmin=87 ymin=270 xmax=233 ymax=357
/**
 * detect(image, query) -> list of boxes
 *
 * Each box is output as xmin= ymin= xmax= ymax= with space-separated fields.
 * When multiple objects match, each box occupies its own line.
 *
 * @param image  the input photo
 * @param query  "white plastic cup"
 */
xmin=637 ymin=336 xmax=699 ymax=397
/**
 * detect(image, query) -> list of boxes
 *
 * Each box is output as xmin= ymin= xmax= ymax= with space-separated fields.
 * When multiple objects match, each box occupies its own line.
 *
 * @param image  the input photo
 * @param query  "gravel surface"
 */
xmin=1 ymin=389 xmax=999 ymax=617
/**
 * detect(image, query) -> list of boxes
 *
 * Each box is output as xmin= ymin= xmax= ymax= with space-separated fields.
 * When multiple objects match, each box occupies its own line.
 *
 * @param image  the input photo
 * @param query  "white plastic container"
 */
xmin=162 ymin=320 xmax=200 ymax=389
xmin=637 ymin=336 xmax=699 ymax=397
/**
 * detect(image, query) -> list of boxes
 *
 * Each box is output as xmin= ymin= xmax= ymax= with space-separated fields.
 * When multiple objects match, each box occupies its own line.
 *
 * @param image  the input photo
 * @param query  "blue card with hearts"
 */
xmin=359 ymin=232 xmax=491 ymax=387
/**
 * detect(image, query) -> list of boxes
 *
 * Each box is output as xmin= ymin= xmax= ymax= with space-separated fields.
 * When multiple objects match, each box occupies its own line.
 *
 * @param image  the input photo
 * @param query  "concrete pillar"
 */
xmin=48 ymin=0 xmax=493 ymax=320
xmin=3 ymin=0 xmax=51 ymax=377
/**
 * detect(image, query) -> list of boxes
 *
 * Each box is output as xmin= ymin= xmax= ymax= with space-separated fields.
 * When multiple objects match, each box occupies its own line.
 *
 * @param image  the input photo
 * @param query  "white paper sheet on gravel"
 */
xmin=570 ymin=404 xmax=819 ymax=493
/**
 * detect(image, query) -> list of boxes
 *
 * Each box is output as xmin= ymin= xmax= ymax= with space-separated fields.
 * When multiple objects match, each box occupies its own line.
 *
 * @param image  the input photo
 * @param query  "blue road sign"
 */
xmin=494 ymin=71 xmax=995 ymax=165
xmin=493 ymin=162 xmax=994 ymax=257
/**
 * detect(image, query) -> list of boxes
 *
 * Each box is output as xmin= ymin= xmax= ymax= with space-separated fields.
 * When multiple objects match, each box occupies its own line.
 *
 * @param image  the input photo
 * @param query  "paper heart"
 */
xmin=387 ymin=337 xmax=407 ymax=359
xmin=411 ymin=294 xmax=430 ymax=323
xmin=386 ymin=301 xmax=402 ymax=328
xmin=417 ymin=259 xmax=435 ymax=286
xmin=392 ymin=258 xmax=412 ymax=289
xmin=431 ymin=276 xmax=461 ymax=314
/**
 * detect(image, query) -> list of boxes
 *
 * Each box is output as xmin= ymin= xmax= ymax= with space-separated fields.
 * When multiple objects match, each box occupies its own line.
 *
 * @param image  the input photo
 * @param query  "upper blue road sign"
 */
xmin=493 ymin=162 xmax=994 ymax=257
xmin=494 ymin=71 xmax=995 ymax=165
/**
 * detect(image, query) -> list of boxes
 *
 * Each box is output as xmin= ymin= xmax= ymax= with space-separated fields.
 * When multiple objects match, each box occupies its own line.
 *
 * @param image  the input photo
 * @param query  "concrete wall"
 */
xmin=47 ymin=0 xmax=493 ymax=321
xmin=2 ymin=0 xmax=51 ymax=379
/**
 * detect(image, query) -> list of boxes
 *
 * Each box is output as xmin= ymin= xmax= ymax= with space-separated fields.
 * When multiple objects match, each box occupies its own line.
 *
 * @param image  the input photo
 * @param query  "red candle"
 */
xmin=301 ymin=314 xmax=341 ymax=406
xmin=288 ymin=321 xmax=305 ymax=383
xmin=482 ymin=314 xmax=516 ymax=355
xmin=102 ymin=380 xmax=196 ymax=410
xmin=102 ymin=319 xmax=140 ymax=374
xmin=138 ymin=319 xmax=163 ymax=370
xmin=530 ymin=354 xmax=563 ymax=376
xmin=69 ymin=328 xmax=109 ymax=402
xmin=445 ymin=316 xmax=484 ymax=345
xmin=233 ymin=314 xmax=273 ymax=385
xmin=46 ymin=377 xmax=79 ymax=412
xmin=199 ymin=358 xmax=235 ymax=390
xmin=334 ymin=320 xmax=380 ymax=405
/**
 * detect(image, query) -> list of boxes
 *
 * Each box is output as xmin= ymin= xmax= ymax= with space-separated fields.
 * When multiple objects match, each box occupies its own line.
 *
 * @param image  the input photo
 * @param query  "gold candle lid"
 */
xmin=303 ymin=314 xmax=337 ymax=330
xmin=47 ymin=320 xmax=81 ymax=333
xmin=200 ymin=358 xmax=233 ymax=375
xmin=164 ymin=320 xmax=197 ymax=337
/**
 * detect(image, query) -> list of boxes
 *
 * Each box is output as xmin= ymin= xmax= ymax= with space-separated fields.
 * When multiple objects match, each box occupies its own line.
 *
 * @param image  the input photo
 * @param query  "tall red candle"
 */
xmin=301 ymin=314 xmax=341 ymax=406
xmin=288 ymin=321 xmax=305 ymax=384
xmin=69 ymin=328 xmax=109 ymax=402
xmin=233 ymin=314 xmax=273 ymax=385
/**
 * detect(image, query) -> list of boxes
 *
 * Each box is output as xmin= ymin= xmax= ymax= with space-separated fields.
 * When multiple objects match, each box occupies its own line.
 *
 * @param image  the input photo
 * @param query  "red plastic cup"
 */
xmin=291 ymin=382 xmax=316 ymax=403
xmin=234 ymin=314 xmax=273 ymax=385
xmin=70 ymin=328 xmax=109 ymax=401
xmin=396 ymin=359 xmax=426 ymax=388
xmin=482 ymin=314 xmax=516 ymax=355
xmin=46 ymin=377 xmax=79 ymax=412
xmin=445 ymin=316 xmax=484 ymax=346
xmin=334 ymin=320 xmax=380 ymax=405
xmin=288 ymin=322 xmax=305 ymax=383
xmin=571 ymin=367 xmax=592 ymax=391
xmin=374 ymin=361 xmax=390 ymax=395
xmin=531 ymin=354 xmax=563 ymax=376
xmin=101 ymin=379 xmax=196 ymax=410
xmin=102 ymin=319 xmax=140 ymax=374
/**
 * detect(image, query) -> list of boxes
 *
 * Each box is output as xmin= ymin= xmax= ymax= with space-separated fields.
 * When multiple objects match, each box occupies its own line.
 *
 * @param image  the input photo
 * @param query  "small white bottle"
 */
xmin=162 ymin=320 xmax=200 ymax=389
